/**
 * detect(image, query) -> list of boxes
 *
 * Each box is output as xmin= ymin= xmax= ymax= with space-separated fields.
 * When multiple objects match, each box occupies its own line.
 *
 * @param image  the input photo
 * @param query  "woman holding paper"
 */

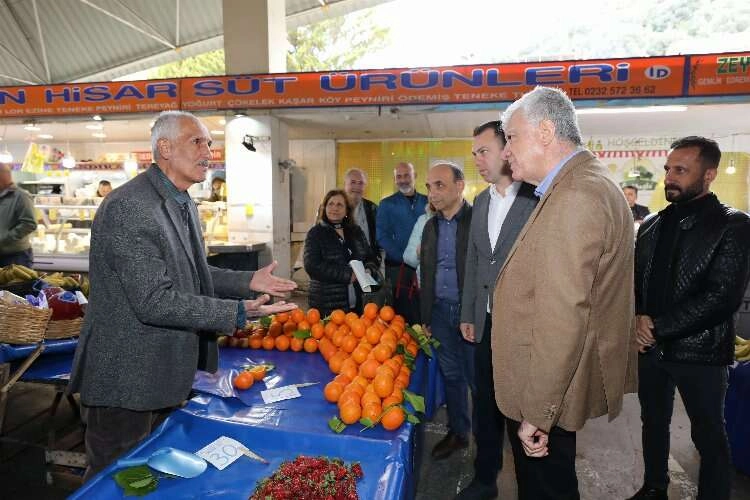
xmin=304 ymin=189 xmax=377 ymax=317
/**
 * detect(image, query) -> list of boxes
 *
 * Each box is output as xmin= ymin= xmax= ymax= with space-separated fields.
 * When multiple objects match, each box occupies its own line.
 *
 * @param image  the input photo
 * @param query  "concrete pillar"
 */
xmin=222 ymin=0 xmax=286 ymax=74
xmin=225 ymin=116 xmax=291 ymax=278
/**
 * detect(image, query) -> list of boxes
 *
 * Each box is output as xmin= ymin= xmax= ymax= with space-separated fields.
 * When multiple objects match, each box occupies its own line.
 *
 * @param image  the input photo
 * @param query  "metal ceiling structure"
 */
xmin=0 ymin=0 xmax=389 ymax=87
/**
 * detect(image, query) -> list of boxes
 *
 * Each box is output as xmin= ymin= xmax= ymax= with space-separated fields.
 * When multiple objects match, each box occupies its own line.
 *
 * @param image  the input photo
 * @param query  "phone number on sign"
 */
xmin=567 ymin=85 xmax=658 ymax=97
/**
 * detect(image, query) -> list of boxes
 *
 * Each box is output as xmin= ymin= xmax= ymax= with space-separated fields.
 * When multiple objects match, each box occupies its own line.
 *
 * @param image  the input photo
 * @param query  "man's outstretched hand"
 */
xmin=249 ymin=261 xmax=298 ymax=298
xmin=244 ymin=294 xmax=298 ymax=318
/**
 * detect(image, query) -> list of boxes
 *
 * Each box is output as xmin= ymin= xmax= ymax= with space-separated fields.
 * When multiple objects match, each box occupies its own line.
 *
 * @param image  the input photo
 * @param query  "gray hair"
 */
xmin=344 ymin=167 xmax=368 ymax=183
xmin=501 ymin=86 xmax=582 ymax=146
xmin=151 ymin=110 xmax=203 ymax=161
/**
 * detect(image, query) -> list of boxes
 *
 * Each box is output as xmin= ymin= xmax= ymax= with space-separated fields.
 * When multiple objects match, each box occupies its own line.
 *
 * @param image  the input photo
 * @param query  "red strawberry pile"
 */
xmin=249 ymin=455 xmax=364 ymax=500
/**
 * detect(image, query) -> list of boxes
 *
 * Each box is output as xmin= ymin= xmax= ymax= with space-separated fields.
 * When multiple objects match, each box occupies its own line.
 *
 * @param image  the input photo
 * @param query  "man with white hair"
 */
xmin=492 ymin=87 xmax=636 ymax=499
xmin=343 ymin=167 xmax=380 ymax=265
xmin=0 ymin=162 xmax=36 ymax=267
xmin=69 ymin=111 xmax=298 ymax=480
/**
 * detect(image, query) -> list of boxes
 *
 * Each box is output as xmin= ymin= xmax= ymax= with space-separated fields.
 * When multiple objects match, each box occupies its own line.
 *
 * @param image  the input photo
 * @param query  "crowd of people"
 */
xmin=2 ymin=86 xmax=745 ymax=498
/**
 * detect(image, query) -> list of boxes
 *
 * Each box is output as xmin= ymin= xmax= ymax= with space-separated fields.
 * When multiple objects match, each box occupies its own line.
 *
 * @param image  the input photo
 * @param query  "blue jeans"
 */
xmin=0 ymin=248 xmax=33 ymax=267
xmin=430 ymin=299 xmax=475 ymax=437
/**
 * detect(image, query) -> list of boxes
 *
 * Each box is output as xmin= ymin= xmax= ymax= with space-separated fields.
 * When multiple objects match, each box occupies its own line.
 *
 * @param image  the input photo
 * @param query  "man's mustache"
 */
xmin=665 ymin=184 xmax=681 ymax=191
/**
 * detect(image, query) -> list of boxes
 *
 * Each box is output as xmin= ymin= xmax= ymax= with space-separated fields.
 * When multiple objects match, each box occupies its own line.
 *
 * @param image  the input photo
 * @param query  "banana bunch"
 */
xmin=42 ymin=272 xmax=80 ymax=290
xmin=0 ymin=264 xmax=39 ymax=285
xmin=735 ymin=336 xmax=750 ymax=362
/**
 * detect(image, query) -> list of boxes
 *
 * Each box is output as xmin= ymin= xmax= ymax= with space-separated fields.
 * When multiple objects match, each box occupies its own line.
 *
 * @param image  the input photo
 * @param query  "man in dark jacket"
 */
xmin=629 ymin=136 xmax=750 ymax=500
xmin=0 ymin=163 xmax=36 ymax=267
xmin=420 ymin=162 xmax=474 ymax=460
xmin=623 ymin=185 xmax=650 ymax=222
xmin=344 ymin=168 xmax=380 ymax=266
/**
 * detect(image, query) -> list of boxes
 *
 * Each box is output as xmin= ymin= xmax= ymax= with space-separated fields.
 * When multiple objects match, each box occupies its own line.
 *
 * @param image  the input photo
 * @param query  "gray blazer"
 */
xmin=460 ymin=182 xmax=537 ymax=342
xmin=68 ymin=166 xmax=254 ymax=411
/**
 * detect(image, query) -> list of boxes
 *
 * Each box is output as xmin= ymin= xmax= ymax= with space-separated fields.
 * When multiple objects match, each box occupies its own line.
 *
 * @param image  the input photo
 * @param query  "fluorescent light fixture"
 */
xmin=86 ymin=123 xmax=103 ymax=130
xmin=210 ymin=130 xmax=225 ymax=135
xmin=92 ymin=115 xmax=102 ymax=121
xmin=24 ymin=124 xmax=41 ymax=131
xmin=219 ymin=118 xmax=226 ymax=125
xmin=92 ymin=132 xmax=107 ymax=138
xmin=576 ymin=105 xmax=688 ymax=115
xmin=0 ymin=150 xmax=13 ymax=163
xmin=37 ymin=134 xmax=54 ymax=139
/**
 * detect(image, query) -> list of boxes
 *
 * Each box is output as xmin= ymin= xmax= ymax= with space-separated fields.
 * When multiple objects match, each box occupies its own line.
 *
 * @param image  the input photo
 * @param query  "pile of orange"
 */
xmin=227 ymin=303 xmax=419 ymax=431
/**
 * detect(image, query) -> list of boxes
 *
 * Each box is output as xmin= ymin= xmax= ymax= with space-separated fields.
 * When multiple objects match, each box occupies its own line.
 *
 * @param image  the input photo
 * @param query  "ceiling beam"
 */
xmin=79 ymin=0 xmax=176 ymax=50
xmin=0 ymin=0 xmax=46 ymax=83
xmin=31 ymin=0 xmax=51 ymax=82
xmin=176 ymin=0 xmax=181 ymax=46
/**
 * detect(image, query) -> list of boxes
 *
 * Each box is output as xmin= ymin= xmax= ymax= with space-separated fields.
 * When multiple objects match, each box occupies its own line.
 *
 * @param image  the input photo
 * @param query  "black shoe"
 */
xmin=627 ymin=485 xmax=668 ymax=500
xmin=455 ymin=478 xmax=499 ymax=499
xmin=431 ymin=431 xmax=469 ymax=460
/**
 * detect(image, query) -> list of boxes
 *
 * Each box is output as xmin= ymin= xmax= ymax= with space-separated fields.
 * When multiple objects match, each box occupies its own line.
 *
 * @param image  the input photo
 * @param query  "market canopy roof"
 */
xmin=0 ymin=0 xmax=388 ymax=88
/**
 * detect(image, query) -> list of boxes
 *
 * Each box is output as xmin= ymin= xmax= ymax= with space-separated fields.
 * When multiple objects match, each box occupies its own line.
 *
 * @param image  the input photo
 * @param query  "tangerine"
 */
xmin=345 ymin=311 xmax=360 ymax=327
xmin=379 ymin=305 xmax=395 ymax=322
xmin=351 ymin=346 xmax=369 ymax=365
xmin=338 ymin=391 xmax=361 ymax=409
xmin=339 ymin=402 xmax=362 ymax=425
xmin=362 ymin=403 xmax=382 ymax=422
xmin=324 ymin=322 xmax=338 ymax=338
xmin=350 ymin=320 xmax=366 ymax=338
xmin=268 ymin=321 xmax=283 ymax=337
xmin=275 ymin=312 xmax=290 ymax=324
xmin=261 ymin=335 xmax=275 ymax=350
xmin=290 ymin=309 xmax=305 ymax=324
xmin=290 ymin=337 xmax=304 ymax=352
xmin=330 ymin=309 xmax=346 ymax=325
xmin=324 ymin=381 xmax=344 ymax=403
xmin=373 ymin=374 xmax=394 ymax=398
xmin=389 ymin=387 xmax=404 ymax=404
xmin=283 ymin=320 xmax=297 ymax=335
xmin=361 ymin=391 xmax=381 ymax=408
xmin=306 ymin=308 xmax=321 ymax=325
xmin=382 ymin=395 xmax=401 ymax=408
xmin=303 ymin=338 xmax=318 ymax=353
xmin=373 ymin=344 xmax=392 ymax=363
xmin=248 ymin=366 xmax=267 ymax=381
xmin=328 ymin=352 xmax=347 ymax=374
xmin=359 ymin=359 xmax=381 ymax=380
xmin=365 ymin=326 xmax=382 ymax=345
xmin=274 ymin=335 xmax=290 ymax=351
xmin=341 ymin=335 xmax=358 ymax=354
xmin=380 ymin=405 xmax=405 ymax=430
xmin=363 ymin=302 xmax=379 ymax=320
xmin=248 ymin=333 xmax=263 ymax=349
xmin=233 ymin=372 xmax=254 ymax=390
xmin=311 ymin=323 xmax=325 ymax=340
xmin=297 ymin=320 xmax=311 ymax=331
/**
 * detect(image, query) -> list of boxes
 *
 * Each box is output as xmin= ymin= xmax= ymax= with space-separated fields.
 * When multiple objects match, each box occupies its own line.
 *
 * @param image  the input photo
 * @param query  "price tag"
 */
xmin=260 ymin=384 xmax=301 ymax=404
xmin=196 ymin=436 xmax=246 ymax=470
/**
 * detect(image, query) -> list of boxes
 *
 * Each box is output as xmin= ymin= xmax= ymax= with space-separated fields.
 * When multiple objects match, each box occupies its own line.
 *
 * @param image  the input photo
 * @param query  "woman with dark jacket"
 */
xmin=304 ymin=189 xmax=377 ymax=317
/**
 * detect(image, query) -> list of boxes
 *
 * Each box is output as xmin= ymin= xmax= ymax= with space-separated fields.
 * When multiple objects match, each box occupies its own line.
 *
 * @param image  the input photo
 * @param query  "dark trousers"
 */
xmin=0 ymin=248 xmax=33 ymax=267
xmin=506 ymin=418 xmax=579 ymax=500
xmin=638 ymin=349 xmax=731 ymax=500
xmin=81 ymin=405 xmax=153 ymax=482
xmin=473 ymin=313 xmax=505 ymax=483
xmin=386 ymin=263 xmax=421 ymax=326
xmin=431 ymin=299 xmax=475 ymax=438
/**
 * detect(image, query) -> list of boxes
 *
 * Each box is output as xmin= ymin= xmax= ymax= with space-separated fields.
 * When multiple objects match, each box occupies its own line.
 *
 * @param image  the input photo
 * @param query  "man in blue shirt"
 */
xmin=419 ymin=162 xmax=474 ymax=461
xmin=376 ymin=162 xmax=427 ymax=324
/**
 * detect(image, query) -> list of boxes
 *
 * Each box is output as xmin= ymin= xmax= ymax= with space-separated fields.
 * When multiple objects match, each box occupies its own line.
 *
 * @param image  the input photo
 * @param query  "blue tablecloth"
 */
xmin=72 ymin=345 xmax=438 ymax=499
xmin=726 ymin=361 xmax=750 ymax=476
xmin=0 ymin=338 xmax=78 ymax=364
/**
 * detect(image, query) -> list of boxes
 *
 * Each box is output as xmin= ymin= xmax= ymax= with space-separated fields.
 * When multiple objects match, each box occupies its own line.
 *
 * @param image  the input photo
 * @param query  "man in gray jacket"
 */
xmin=68 ymin=111 xmax=297 ymax=480
xmin=456 ymin=121 xmax=537 ymax=499
xmin=0 ymin=163 xmax=36 ymax=267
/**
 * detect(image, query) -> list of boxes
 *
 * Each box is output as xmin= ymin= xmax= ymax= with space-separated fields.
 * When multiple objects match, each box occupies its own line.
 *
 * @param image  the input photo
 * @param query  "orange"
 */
xmin=392 ymin=314 xmax=406 ymax=326
xmin=324 ymin=322 xmax=338 ymax=338
xmin=406 ymin=342 xmax=419 ymax=357
xmin=350 ymin=320 xmax=366 ymax=338
xmin=324 ymin=381 xmax=344 ymax=403
xmin=399 ymin=365 xmax=412 ymax=378
xmin=283 ymin=321 xmax=297 ymax=335
xmin=373 ymin=344 xmax=392 ymax=363
xmin=337 ymin=391 xmax=361 ymax=409
xmin=373 ymin=374 xmax=394 ymax=398
xmin=290 ymin=337 xmax=304 ymax=352
xmin=365 ymin=326 xmax=382 ymax=345
xmin=361 ymin=391 xmax=381 ymax=408
xmin=341 ymin=335 xmax=358 ymax=354
xmin=233 ymin=372 xmax=254 ymax=390
xmin=339 ymin=402 xmax=362 ymax=425
xmin=248 ymin=333 xmax=263 ymax=349
xmin=362 ymin=316 xmax=373 ymax=328
xmin=334 ymin=373 xmax=352 ymax=386
xmin=345 ymin=311 xmax=359 ymax=327
xmin=330 ymin=309 xmax=346 ymax=325
xmin=291 ymin=309 xmax=305 ymax=324
xmin=359 ymin=359 xmax=381 ymax=380
xmin=332 ymin=329 xmax=346 ymax=347
xmin=268 ymin=321 xmax=282 ymax=337
xmin=379 ymin=305 xmax=395 ymax=322
xmin=310 ymin=323 xmax=325 ymax=340
xmin=380 ymin=405 xmax=405 ymax=430
xmin=306 ymin=308 xmax=321 ymax=325
xmin=328 ymin=352 xmax=347 ymax=374
xmin=395 ymin=373 xmax=410 ymax=389
xmin=261 ymin=335 xmax=275 ymax=350
xmin=351 ymin=346 xmax=369 ymax=365
xmin=274 ymin=335 xmax=290 ymax=351
xmin=389 ymin=387 xmax=404 ymax=404
xmin=303 ymin=338 xmax=318 ymax=353
xmin=275 ymin=312 xmax=290 ymax=324
xmin=248 ymin=366 xmax=267 ymax=381
xmin=340 ymin=359 xmax=359 ymax=381
xmin=362 ymin=402 xmax=382 ymax=422
xmin=382 ymin=395 xmax=401 ymax=408
xmin=363 ymin=302 xmax=379 ymax=320
xmin=352 ymin=375 xmax=369 ymax=390
xmin=297 ymin=320 xmax=311 ymax=331
xmin=376 ymin=363 xmax=396 ymax=380
xmin=344 ymin=381 xmax=365 ymax=397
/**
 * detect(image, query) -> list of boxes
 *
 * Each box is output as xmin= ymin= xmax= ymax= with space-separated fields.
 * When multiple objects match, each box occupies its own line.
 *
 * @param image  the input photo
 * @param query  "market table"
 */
xmin=71 ymin=346 xmax=444 ymax=499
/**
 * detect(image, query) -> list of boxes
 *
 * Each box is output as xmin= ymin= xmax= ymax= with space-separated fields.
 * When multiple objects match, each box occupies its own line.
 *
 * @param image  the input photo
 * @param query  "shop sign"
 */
xmin=181 ymin=56 xmax=685 ymax=110
xmin=687 ymin=52 xmax=750 ymax=96
xmin=0 ymin=80 xmax=179 ymax=117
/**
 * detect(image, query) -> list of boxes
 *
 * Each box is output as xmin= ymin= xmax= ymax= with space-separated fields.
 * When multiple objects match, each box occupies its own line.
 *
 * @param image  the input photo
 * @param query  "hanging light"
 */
xmin=0 ymin=125 xmax=12 ymax=163
xmin=725 ymin=134 xmax=737 ymax=175
xmin=62 ymin=122 xmax=75 ymax=169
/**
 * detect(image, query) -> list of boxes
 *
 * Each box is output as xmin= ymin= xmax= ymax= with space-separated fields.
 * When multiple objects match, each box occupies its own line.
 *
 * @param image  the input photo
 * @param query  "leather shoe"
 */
xmin=455 ymin=478 xmax=498 ymax=499
xmin=627 ymin=485 xmax=668 ymax=500
xmin=431 ymin=431 xmax=468 ymax=460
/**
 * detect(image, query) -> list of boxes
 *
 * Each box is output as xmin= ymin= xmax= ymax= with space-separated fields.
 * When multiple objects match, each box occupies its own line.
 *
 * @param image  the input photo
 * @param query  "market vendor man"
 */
xmin=68 ymin=110 xmax=298 ymax=480
xmin=0 ymin=162 xmax=37 ymax=267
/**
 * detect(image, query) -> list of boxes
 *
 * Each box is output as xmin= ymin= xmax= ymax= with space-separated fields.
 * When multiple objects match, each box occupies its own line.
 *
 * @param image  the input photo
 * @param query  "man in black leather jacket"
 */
xmin=629 ymin=136 xmax=750 ymax=500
